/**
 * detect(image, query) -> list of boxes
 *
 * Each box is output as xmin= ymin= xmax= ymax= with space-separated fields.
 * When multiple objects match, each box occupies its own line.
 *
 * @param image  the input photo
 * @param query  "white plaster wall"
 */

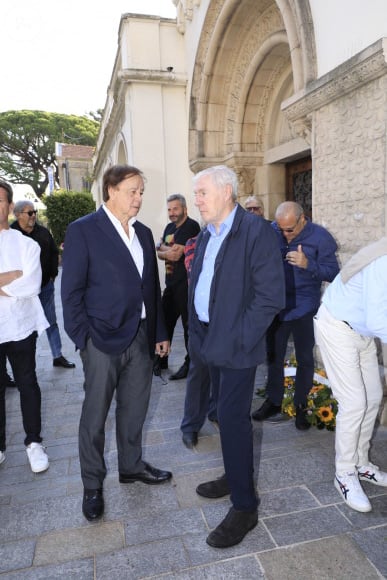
xmin=310 ymin=0 xmax=387 ymax=77
xmin=121 ymin=17 xmax=186 ymax=72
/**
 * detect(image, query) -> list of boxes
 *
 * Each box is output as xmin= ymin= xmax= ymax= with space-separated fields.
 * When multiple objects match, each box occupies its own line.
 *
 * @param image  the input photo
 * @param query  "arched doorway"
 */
xmin=189 ymin=0 xmax=316 ymax=217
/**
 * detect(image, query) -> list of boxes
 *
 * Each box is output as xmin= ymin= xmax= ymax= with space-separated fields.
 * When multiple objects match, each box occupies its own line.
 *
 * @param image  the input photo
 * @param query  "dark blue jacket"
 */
xmin=188 ymin=204 xmax=285 ymax=369
xmin=271 ymin=219 xmax=339 ymax=321
xmin=61 ymin=207 xmax=167 ymax=356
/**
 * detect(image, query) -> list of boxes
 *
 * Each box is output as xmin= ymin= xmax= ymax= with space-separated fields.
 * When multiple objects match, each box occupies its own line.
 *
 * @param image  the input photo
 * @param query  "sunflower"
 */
xmin=317 ymin=406 xmax=335 ymax=423
xmin=309 ymin=385 xmax=324 ymax=395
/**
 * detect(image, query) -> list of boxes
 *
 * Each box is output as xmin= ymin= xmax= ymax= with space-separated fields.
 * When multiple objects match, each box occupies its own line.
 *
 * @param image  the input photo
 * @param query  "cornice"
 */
xmin=118 ymin=69 xmax=187 ymax=86
xmin=282 ymin=38 xmax=387 ymax=123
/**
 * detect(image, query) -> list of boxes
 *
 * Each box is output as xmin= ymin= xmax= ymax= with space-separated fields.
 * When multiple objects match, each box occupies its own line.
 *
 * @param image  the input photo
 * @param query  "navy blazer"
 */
xmin=188 ymin=204 xmax=285 ymax=369
xmin=61 ymin=207 xmax=167 ymax=356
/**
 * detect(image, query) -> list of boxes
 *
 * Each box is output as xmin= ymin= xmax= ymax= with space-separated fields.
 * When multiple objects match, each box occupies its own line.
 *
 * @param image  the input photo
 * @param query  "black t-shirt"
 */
xmin=162 ymin=216 xmax=200 ymax=286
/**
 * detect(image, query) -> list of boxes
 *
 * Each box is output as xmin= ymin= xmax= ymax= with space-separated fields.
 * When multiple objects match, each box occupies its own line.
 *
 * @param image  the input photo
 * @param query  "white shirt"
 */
xmin=322 ymin=255 xmax=387 ymax=343
xmin=102 ymin=205 xmax=146 ymax=318
xmin=0 ymin=229 xmax=48 ymax=343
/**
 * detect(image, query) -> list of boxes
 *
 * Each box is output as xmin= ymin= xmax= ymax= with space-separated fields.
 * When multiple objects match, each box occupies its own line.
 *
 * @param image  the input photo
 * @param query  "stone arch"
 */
xmin=189 ymin=0 xmax=316 ymax=211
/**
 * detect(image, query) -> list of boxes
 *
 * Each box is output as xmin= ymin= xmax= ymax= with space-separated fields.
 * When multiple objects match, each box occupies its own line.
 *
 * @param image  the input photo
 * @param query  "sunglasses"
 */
xmin=246 ymin=207 xmax=261 ymax=212
xmin=21 ymin=210 xmax=38 ymax=216
xmin=277 ymin=215 xmax=301 ymax=233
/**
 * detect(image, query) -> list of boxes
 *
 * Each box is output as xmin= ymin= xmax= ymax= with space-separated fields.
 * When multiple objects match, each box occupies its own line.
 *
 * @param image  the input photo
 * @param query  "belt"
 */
xmin=199 ymin=320 xmax=209 ymax=327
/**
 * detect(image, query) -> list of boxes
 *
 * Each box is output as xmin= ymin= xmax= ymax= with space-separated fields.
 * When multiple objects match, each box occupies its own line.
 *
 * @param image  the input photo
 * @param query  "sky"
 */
xmin=0 ymin=1 xmax=176 ymax=117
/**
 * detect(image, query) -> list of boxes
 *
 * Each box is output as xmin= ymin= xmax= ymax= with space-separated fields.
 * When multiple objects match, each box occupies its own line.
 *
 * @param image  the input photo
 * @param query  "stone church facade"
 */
xmin=92 ymin=0 xmax=387 ymax=420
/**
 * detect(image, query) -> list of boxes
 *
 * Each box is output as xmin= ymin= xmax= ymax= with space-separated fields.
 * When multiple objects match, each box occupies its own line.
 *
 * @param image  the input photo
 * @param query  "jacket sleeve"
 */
xmin=61 ymin=220 xmax=90 ymax=350
xmin=305 ymin=230 xmax=339 ymax=283
xmin=242 ymin=223 xmax=285 ymax=349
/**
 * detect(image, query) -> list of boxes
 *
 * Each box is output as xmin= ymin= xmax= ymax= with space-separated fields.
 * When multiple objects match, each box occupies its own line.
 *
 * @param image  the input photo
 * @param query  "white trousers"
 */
xmin=313 ymin=303 xmax=383 ymax=473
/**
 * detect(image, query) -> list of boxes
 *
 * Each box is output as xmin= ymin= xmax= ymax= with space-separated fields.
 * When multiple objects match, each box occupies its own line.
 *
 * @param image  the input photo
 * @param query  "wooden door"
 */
xmin=286 ymin=157 xmax=312 ymax=219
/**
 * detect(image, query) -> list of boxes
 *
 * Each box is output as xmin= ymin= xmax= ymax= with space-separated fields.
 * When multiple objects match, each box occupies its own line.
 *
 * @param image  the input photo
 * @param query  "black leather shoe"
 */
xmin=169 ymin=362 xmax=189 ymax=381
xmin=196 ymin=473 xmax=230 ymax=498
xmin=119 ymin=461 xmax=172 ymax=485
xmin=295 ymin=404 xmax=311 ymax=430
xmin=4 ymin=373 xmax=16 ymax=388
xmin=206 ymin=507 xmax=258 ymax=548
xmin=82 ymin=488 xmax=104 ymax=521
xmin=182 ymin=432 xmax=198 ymax=449
xmin=153 ymin=356 xmax=168 ymax=376
xmin=53 ymin=356 xmax=76 ymax=369
xmin=251 ymin=398 xmax=281 ymax=421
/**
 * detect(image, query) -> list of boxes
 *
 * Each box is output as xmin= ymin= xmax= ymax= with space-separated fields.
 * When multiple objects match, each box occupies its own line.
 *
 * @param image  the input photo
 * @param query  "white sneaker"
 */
xmin=334 ymin=472 xmax=372 ymax=512
xmin=26 ymin=443 xmax=49 ymax=473
xmin=358 ymin=463 xmax=387 ymax=487
xmin=0 ymin=450 xmax=5 ymax=465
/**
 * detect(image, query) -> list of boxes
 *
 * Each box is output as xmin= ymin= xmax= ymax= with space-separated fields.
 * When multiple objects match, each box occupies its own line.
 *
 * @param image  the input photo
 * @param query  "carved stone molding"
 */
xmin=173 ymin=0 xmax=202 ymax=34
xmin=289 ymin=115 xmax=312 ymax=145
xmin=282 ymin=38 xmax=387 ymax=123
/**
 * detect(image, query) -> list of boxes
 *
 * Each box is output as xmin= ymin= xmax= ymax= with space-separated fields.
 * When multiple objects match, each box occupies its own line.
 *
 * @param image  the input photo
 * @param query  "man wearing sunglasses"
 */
xmin=11 ymin=200 xmax=75 ymax=369
xmin=252 ymin=201 xmax=339 ymax=430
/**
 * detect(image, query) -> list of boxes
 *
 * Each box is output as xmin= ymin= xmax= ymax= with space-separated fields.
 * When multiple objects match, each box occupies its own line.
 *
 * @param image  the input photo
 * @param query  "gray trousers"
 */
xmin=78 ymin=321 xmax=153 ymax=489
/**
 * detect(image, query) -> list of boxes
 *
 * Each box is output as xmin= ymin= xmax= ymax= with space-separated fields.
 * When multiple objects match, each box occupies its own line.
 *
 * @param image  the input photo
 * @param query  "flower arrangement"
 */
xmin=282 ymin=356 xmax=338 ymax=430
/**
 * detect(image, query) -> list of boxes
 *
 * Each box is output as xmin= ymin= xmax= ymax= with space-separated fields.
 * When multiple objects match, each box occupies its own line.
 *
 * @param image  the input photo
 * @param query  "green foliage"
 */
xmin=0 ymin=110 xmax=99 ymax=197
xmin=44 ymin=190 xmax=96 ymax=248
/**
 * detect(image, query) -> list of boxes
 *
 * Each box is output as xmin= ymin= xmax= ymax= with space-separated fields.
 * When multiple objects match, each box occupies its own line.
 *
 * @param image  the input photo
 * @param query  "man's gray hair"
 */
xmin=193 ymin=165 xmax=238 ymax=201
xmin=14 ymin=199 xmax=34 ymax=216
xmin=275 ymin=201 xmax=304 ymax=220
xmin=167 ymin=193 xmax=187 ymax=208
xmin=245 ymin=195 xmax=264 ymax=210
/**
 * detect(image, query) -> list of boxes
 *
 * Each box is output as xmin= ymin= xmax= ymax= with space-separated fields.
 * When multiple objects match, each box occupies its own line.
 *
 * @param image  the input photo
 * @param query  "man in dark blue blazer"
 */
xmin=61 ymin=165 xmax=172 ymax=522
xmin=189 ymin=165 xmax=285 ymax=548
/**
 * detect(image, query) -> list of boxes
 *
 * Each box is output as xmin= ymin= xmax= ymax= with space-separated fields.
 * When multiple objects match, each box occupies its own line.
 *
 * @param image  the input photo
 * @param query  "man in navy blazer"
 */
xmin=61 ymin=165 xmax=172 ymax=522
xmin=189 ymin=165 xmax=285 ymax=548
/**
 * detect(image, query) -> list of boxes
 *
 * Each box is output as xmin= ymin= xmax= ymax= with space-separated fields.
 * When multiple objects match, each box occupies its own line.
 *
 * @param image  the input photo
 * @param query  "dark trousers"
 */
xmin=78 ymin=320 xmax=153 ymax=489
xmin=180 ymin=356 xmax=217 ymax=433
xmin=39 ymin=280 xmax=62 ymax=359
xmin=162 ymin=281 xmax=189 ymax=362
xmin=0 ymin=332 xmax=42 ymax=450
xmin=266 ymin=312 xmax=315 ymax=407
xmin=209 ymin=365 xmax=258 ymax=512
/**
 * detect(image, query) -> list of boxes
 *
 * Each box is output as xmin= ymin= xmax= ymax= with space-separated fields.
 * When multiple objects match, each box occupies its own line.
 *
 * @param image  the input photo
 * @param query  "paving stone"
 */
xmin=258 ymin=535 xmax=381 ymax=579
xmin=0 ymin=539 xmax=35 ymax=573
xmin=336 ymin=492 xmax=387 ymax=525
xmin=258 ymin=485 xmax=319 ymax=517
xmin=351 ymin=525 xmax=387 ymax=577
xmin=263 ymin=505 xmax=353 ymax=545
xmin=181 ymin=527 xmax=274 ymax=567
xmin=161 ymin=555 xmax=265 ymax=579
xmin=95 ymin=537 xmax=190 ymax=578
xmin=124 ymin=507 xmax=208 ymax=545
xmin=0 ymin=558 xmax=94 ymax=579
xmin=34 ymin=521 xmax=124 ymax=565
xmin=0 ymin=495 xmax=84 ymax=542
xmin=257 ymin=449 xmax=333 ymax=491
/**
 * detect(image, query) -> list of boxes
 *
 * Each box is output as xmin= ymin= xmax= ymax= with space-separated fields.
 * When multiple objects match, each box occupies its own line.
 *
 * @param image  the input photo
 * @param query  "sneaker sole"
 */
xmin=334 ymin=479 xmax=372 ymax=512
xmin=30 ymin=463 xmax=49 ymax=474
xmin=0 ymin=455 xmax=5 ymax=465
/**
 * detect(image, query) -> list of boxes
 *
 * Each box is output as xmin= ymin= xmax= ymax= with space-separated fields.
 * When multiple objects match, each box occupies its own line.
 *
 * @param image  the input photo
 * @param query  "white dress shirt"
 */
xmin=102 ymin=205 xmax=146 ymax=318
xmin=0 ymin=229 xmax=48 ymax=343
